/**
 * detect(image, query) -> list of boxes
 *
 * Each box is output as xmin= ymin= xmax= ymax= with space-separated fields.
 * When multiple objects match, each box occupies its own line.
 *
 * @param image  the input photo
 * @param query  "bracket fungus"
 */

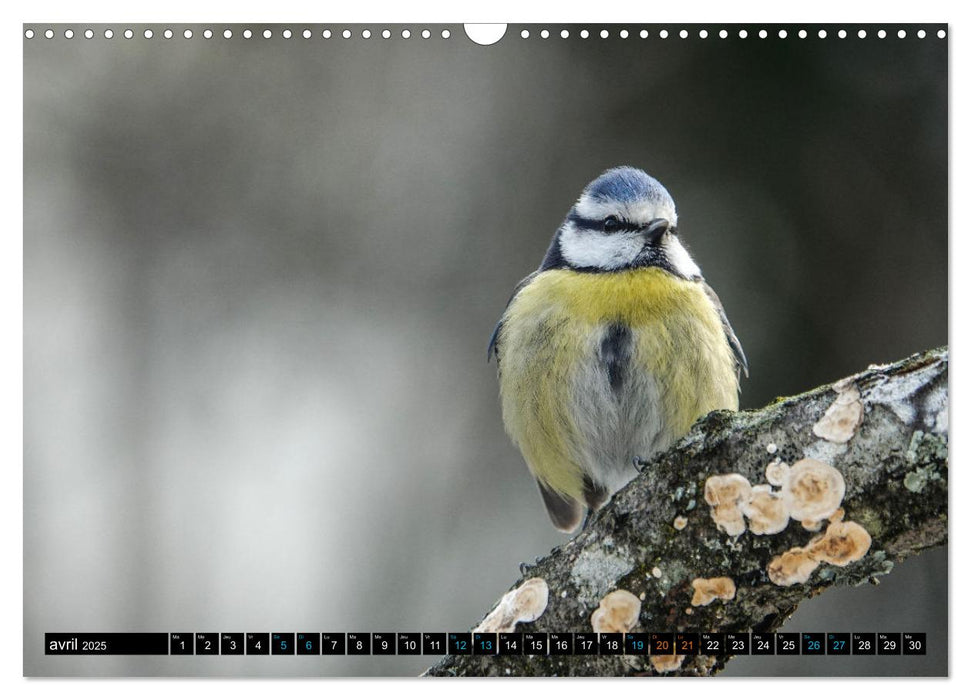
xmin=590 ymin=589 xmax=642 ymax=634
xmin=650 ymin=654 xmax=687 ymax=673
xmin=690 ymin=576 xmax=737 ymax=607
xmin=813 ymin=382 xmax=864 ymax=443
xmin=703 ymin=473 xmax=753 ymax=537
xmin=742 ymin=485 xmax=790 ymax=535
xmin=807 ymin=519 xmax=872 ymax=566
xmin=781 ymin=458 xmax=845 ymax=530
xmin=474 ymin=577 xmax=549 ymax=633
xmin=767 ymin=547 xmax=820 ymax=586
xmin=765 ymin=459 xmax=790 ymax=487
xmin=769 ymin=515 xmax=873 ymax=586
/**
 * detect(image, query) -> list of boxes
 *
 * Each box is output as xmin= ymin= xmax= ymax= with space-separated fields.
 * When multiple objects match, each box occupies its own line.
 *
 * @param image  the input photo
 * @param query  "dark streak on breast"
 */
xmin=600 ymin=323 xmax=632 ymax=395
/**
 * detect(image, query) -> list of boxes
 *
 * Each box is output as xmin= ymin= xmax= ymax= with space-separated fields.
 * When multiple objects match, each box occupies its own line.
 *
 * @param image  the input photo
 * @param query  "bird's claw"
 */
xmin=632 ymin=456 xmax=649 ymax=473
xmin=580 ymin=509 xmax=594 ymax=531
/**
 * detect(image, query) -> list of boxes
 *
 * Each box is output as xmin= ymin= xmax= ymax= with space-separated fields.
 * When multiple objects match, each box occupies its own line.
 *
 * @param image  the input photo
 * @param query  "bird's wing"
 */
xmin=701 ymin=281 xmax=749 ymax=378
xmin=487 ymin=271 xmax=540 ymax=365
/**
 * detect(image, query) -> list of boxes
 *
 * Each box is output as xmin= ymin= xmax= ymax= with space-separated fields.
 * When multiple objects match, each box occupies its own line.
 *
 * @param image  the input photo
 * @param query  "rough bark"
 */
xmin=424 ymin=347 xmax=948 ymax=677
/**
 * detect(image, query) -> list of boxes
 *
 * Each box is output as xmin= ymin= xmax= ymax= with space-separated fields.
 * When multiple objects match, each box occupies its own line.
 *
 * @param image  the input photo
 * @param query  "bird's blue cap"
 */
xmin=584 ymin=166 xmax=673 ymax=205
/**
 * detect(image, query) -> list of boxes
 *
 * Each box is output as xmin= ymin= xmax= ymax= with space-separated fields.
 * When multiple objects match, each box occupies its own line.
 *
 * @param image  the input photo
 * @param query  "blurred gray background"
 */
xmin=24 ymin=24 xmax=947 ymax=676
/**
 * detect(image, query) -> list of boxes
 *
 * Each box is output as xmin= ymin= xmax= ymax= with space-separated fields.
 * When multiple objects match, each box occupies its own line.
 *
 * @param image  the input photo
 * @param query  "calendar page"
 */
xmin=23 ymin=20 xmax=948 ymax=678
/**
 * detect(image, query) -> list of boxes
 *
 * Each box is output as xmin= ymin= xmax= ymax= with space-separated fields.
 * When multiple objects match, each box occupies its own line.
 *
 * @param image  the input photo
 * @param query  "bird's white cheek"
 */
xmin=560 ymin=227 xmax=642 ymax=270
xmin=663 ymin=237 xmax=702 ymax=279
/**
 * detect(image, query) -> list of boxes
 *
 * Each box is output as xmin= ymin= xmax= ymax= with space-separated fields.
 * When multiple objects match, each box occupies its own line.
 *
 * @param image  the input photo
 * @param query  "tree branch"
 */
xmin=424 ymin=347 xmax=948 ymax=676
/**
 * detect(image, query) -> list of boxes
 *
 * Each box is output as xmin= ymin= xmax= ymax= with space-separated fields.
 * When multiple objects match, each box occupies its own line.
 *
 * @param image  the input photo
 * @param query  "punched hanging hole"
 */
xmin=163 ymin=29 xmax=173 ymax=39
xmin=25 ymin=28 xmax=34 ymax=39
xmin=464 ymin=24 xmax=507 ymax=45
xmin=184 ymin=29 xmax=193 ymax=39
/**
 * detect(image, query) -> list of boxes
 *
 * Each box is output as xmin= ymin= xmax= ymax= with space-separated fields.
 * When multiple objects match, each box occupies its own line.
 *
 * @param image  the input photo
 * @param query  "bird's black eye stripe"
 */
xmin=567 ymin=212 xmax=637 ymax=233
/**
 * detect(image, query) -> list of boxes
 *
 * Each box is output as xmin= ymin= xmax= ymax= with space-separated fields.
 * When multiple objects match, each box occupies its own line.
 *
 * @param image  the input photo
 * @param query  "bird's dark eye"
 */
xmin=603 ymin=215 xmax=622 ymax=233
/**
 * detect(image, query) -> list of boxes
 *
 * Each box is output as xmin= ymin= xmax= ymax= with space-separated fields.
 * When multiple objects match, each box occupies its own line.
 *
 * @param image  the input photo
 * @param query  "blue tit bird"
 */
xmin=488 ymin=166 xmax=747 ymax=532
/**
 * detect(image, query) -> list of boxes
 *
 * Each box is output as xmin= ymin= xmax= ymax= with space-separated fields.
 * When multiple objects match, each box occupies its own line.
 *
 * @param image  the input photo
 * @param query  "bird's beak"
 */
xmin=643 ymin=218 xmax=670 ymax=245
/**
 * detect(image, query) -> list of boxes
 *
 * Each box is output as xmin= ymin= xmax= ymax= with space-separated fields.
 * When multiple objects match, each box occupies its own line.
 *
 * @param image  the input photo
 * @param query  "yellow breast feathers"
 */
xmin=497 ymin=267 xmax=739 ymax=501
